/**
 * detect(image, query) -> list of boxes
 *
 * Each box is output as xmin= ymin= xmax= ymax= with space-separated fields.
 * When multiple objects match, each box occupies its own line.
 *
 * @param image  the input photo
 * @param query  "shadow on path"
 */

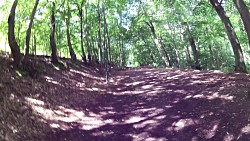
xmin=27 ymin=68 xmax=250 ymax=141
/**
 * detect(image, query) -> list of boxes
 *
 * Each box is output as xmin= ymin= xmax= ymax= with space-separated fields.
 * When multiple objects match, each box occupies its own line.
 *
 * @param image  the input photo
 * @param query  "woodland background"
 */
xmin=1 ymin=0 xmax=250 ymax=73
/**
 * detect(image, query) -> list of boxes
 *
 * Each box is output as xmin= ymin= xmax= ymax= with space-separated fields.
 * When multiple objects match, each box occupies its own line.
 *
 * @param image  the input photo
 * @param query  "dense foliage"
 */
xmin=1 ymin=0 xmax=250 ymax=72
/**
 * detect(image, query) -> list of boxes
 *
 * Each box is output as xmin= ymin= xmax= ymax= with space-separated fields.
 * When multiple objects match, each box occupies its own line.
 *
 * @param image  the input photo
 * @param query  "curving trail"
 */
xmin=42 ymin=67 xmax=250 ymax=141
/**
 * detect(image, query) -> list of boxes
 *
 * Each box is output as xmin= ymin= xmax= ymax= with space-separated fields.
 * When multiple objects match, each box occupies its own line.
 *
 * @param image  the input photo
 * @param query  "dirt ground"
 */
xmin=1 ymin=53 xmax=250 ymax=141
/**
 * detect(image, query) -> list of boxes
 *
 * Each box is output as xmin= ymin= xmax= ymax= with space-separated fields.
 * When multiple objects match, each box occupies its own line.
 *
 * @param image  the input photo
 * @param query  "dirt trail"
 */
xmin=2 ymin=56 xmax=250 ymax=141
xmin=46 ymin=67 xmax=250 ymax=141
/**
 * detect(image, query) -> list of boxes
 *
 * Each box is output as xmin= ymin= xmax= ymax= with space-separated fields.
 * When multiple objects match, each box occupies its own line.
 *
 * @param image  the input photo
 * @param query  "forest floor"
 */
xmin=1 ymin=53 xmax=250 ymax=141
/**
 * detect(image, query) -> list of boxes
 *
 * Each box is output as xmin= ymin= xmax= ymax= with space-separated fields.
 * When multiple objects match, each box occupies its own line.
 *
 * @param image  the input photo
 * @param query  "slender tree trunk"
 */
xmin=140 ymin=2 xmax=170 ymax=67
xmin=162 ymin=45 xmax=172 ymax=67
xmin=86 ymin=29 xmax=92 ymax=63
xmin=210 ymin=0 xmax=247 ymax=72
xmin=186 ymin=46 xmax=191 ymax=67
xmin=24 ymin=0 xmax=39 ymax=61
xmin=97 ymin=0 xmax=102 ymax=64
xmin=142 ymin=38 xmax=155 ymax=64
xmin=103 ymin=6 xmax=108 ymax=62
xmin=233 ymin=0 xmax=250 ymax=49
xmin=208 ymin=44 xmax=214 ymax=68
xmin=65 ymin=14 xmax=77 ymax=62
xmin=17 ymin=23 xmax=21 ymax=45
xmin=214 ymin=45 xmax=220 ymax=69
xmin=168 ymin=22 xmax=180 ymax=67
xmin=85 ymin=2 xmax=92 ymax=63
xmin=189 ymin=36 xmax=200 ymax=68
xmin=160 ymin=38 xmax=172 ymax=67
xmin=186 ymin=26 xmax=200 ymax=69
xmin=106 ymin=18 xmax=111 ymax=65
xmin=148 ymin=48 xmax=155 ymax=64
xmin=8 ymin=0 xmax=22 ymax=68
xmin=103 ymin=6 xmax=109 ymax=79
xmin=146 ymin=21 xmax=170 ymax=67
xmin=50 ymin=2 xmax=59 ymax=64
xmin=32 ymin=32 xmax=36 ymax=55
xmin=78 ymin=0 xmax=87 ymax=63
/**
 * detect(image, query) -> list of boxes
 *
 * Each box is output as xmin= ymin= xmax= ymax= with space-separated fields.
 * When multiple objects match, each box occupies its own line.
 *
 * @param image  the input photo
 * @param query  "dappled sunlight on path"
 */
xmin=26 ymin=67 xmax=250 ymax=140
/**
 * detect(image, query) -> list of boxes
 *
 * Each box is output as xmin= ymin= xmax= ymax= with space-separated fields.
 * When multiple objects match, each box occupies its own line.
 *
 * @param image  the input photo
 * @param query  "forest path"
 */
xmin=44 ymin=67 xmax=250 ymax=141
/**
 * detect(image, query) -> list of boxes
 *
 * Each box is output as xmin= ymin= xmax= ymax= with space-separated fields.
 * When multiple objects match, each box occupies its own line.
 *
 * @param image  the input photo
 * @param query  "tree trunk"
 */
xmin=106 ymin=17 xmax=111 ymax=65
xmin=66 ymin=15 xmax=77 ymax=62
xmin=186 ymin=46 xmax=192 ymax=67
xmin=146 ymin=21 xmax=171 ymax=67
xmin=168 ymin=22 xmax=180 ymax=68
xmin=162 ymin=45 xmax=172 ymax=67
xmin=208 ymin=44 xmax=214 ymax=68
xmin=186 ymin=26 xmax=200 ymax=69
xmin=103 ymin=6 xmax=109 ymax=80
xmin=121 ymin=39 xmax=125 ymax=67
xmin=97 ymin=0 xmax=102 ymax=64
xmin=32 ymin=32 xmax=36 ymax=55
xmin=50 ymin=2 xmax=59 ymax=64
xmin=210 ymin=0 xmax=247 ymax=73
xmin=24 ymin=0 xmax=39 ymax=61
xmin=78 ymin=0 xmax=87 ymax=63
xmin=85 ymin=2 xmax=92 ymax=63
xmin=8 ymin=0 xmax=22 ymax=68
xmin=142 ymin=38 xmax=155 ymax=64
xmin=233 ymin=0 xmax=250 ymax=49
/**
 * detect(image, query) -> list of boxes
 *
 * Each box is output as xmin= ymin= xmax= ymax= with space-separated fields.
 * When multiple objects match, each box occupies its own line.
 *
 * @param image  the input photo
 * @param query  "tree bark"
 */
xmin=167 ymin=22 xmax=180 ymax=68
xmin=185 ymin=46 xmax=192 ymax=67
xmin=65 ymin=6 xmax=77 ymax=62
xmin=146 ymin=21 xmax=171 ymax=67
xmin=103 ymin=6 xmax=109 ymax=79
xmin=210 ymin=0 xmax=247 ymax=73
xmin=32 ymin=32 xmax=36 ymax=55
xmin=233 ymin=0 xmax=250 ymax=49
xmin=142 ymin=38 xmax=155 ymax=64
xmin=97 ymin=0 xmax=102 ymax=64
xmin=8 ymin=0 xmax=22 ymax=68
xmin=78 ymin=0 xmax=87 ymax=63
xmin=50 ymin=2 xmax=59 ymax=64
xmin=85 ymin=1 xmax=92 ymax=63
xmin=24 ymin=0 xmax=39 ymax=61
xmin=186 ymin=26 xmax=200 ymax=69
